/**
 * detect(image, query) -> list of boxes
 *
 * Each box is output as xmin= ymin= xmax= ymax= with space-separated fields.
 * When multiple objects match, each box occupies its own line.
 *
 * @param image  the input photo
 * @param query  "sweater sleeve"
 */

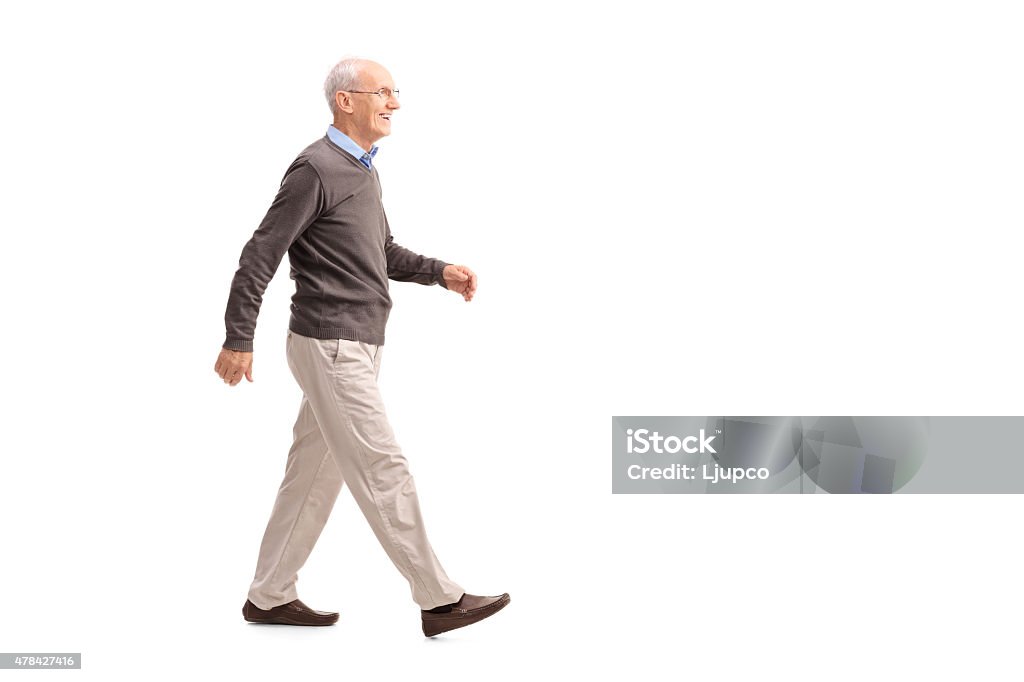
xmin=222 ymin=162 xmax=325 ymax=351
xmin=383 ymin=209 xmax=450 ymax=288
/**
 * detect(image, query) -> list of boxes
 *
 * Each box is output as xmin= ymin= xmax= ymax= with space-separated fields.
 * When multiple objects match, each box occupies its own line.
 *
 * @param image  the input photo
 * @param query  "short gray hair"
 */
xmin=324 ymin=57 xmax=368 ymax=116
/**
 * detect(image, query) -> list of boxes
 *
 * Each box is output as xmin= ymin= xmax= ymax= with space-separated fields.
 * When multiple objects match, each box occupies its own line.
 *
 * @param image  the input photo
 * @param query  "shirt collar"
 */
xmin=327 ymin=126 xmax=379 ymax=169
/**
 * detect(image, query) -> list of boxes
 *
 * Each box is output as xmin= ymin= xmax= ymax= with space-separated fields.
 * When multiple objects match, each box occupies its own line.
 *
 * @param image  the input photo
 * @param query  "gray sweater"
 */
xmin=222 ymin=136 xmax=449 ymax=351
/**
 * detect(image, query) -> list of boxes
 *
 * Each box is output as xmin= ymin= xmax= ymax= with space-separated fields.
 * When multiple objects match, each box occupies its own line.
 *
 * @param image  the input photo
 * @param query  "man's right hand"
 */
xmin=214 ymin=348 xmax=254 ymax=386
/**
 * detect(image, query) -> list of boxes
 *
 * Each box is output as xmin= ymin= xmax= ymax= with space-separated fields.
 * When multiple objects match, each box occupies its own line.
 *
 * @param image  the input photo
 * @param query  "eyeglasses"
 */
xmin=345 ymin=87 xmax=400 ymax=101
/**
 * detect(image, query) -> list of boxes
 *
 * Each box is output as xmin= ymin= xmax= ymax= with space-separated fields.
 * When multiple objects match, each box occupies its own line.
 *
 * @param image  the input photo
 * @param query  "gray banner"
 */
xmin=0 ymin=653 xmax=81 ymax=669
xmin=611 ymin=417 xmax=1024 ymax=494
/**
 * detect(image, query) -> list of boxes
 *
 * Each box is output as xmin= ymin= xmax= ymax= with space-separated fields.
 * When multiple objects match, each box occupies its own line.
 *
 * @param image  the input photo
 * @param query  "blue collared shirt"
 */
xmin=327 ymin=126 xmax=378 ymax=170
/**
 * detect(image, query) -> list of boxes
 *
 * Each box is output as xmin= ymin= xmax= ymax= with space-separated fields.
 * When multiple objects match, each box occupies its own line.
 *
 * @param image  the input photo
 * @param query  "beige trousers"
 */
xmin=247 ymin=330 xmax=464 ymax=611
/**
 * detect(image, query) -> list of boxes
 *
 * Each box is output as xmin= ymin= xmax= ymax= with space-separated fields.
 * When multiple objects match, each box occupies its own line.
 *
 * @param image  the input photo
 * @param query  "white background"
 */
xmin=2 ymin=1 xmax=1022 ymax=679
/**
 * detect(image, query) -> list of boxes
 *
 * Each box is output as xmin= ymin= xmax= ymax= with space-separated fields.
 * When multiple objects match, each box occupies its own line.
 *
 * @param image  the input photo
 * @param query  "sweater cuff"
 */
xmin=223 ymin=338 xmax=254 ymax=352
xmin=435 ymin=261 xmax=451 ymax=289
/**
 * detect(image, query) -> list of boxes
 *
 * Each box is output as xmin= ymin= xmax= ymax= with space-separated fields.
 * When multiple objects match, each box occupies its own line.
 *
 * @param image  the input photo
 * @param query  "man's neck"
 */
xmin=331 ymin=122 xmax=375 ymax=154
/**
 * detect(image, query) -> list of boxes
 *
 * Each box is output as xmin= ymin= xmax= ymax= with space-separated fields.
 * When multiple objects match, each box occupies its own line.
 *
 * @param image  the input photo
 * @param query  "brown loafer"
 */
xmin=242 ymin=598 xmax=338 ymax=626
xmin=421 ymin=592 xmax=510 ymax=637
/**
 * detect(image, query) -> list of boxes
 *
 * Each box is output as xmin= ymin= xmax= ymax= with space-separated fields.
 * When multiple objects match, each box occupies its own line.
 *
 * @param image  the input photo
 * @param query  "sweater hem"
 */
xmin=289 ymin=322 xmax=385 ymax=346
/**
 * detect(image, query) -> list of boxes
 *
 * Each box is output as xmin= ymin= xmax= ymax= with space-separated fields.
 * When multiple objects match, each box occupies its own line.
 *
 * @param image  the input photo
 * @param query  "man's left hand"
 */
xmin=442 ymin=264 xmax=477 ymax=302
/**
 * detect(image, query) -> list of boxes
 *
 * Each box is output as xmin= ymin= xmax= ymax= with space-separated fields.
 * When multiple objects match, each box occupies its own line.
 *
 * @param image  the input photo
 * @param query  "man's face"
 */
xmin=347 ymin=61 xmax=400 ymax=146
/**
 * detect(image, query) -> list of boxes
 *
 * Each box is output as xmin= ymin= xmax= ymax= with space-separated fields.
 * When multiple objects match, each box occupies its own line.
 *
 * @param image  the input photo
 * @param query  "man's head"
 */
xmin=324 ymin=57 xmax=400 ymax=152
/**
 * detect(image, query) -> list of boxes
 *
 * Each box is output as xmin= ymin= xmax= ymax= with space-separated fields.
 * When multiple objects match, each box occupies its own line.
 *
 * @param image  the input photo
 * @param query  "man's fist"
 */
xmin=214 ymin=348 xmax=254 ymax=386
xmin=442 ymin=264 xmax=477 ymax=302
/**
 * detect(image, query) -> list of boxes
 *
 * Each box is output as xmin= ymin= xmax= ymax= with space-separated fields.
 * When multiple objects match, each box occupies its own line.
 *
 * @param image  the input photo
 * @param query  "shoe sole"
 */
xmin=422 ymin=594 xmax=510 ymax=637
xmin=243 ymin=608 xmax=338 ymax=626
xmin=244 ymin=615 xmax=337 ymax=626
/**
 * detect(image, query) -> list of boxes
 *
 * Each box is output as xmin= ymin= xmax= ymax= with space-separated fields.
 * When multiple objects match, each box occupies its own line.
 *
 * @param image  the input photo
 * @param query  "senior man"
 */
xmin=214 ymin=57 xmax=509 ymax=637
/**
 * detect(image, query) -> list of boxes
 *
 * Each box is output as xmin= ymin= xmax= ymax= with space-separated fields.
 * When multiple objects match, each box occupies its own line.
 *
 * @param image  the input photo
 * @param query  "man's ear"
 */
xmin=334 ymin=91 xmax=353 ymax=114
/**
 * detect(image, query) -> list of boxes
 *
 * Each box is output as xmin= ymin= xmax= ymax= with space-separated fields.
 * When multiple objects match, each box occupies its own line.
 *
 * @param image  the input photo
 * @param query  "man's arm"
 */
xmin=383 ymin=209 xmax=451 ymax=287
xmin=222 ymin=161 xmax=324 ymax=351
xmin=382 ymin=212 xmax=477 ymax=296
xmin=215 ymin=160 xmax=323 ymax=387
xmin=383 ymin=214 xmax=477 ymax=301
